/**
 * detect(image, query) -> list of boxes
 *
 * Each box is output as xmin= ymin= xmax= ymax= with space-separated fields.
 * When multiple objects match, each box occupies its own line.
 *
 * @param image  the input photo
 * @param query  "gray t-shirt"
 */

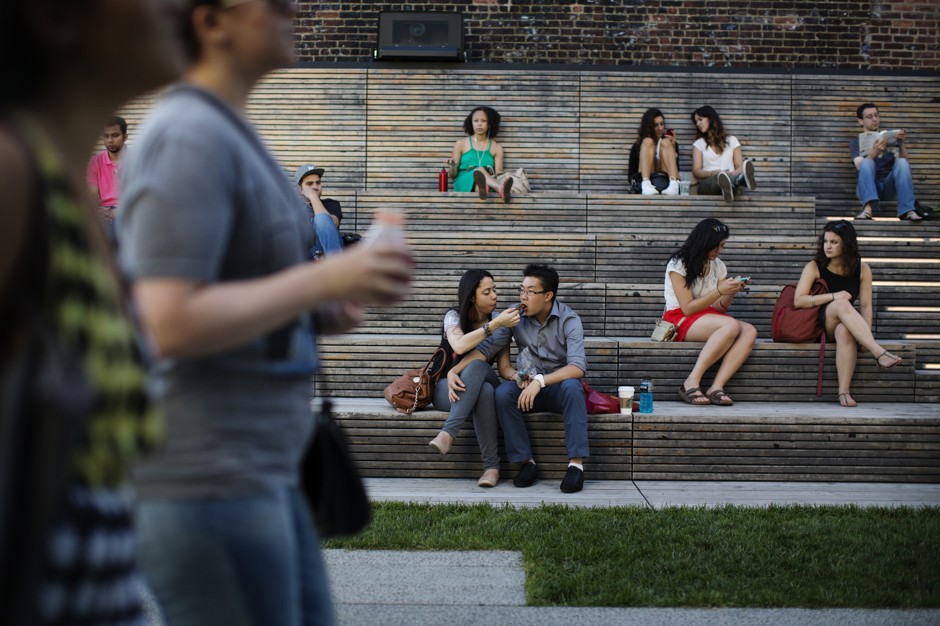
xmin=120 ymin=84 xmax=318 ymax=499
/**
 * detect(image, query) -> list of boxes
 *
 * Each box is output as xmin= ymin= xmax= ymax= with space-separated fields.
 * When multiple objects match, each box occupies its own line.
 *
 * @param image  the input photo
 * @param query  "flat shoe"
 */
xmin=560 ymin=465 xmax=584 ymax=494
xmin=899 ymin=210 xmax=924 ymax=222
xmin=678 ymin=386 xmax=710 ymax=405
xmin=428 ymin=432 xmax=453 ymax=455
xmin=501 ymin=176 xmax=512 ymax=203
xmin=478 ymin=469 xmax=499 ymax=488
xmin=707 ymin=389 xmax=734 ymax=406
xmin=473 ymin=169 xmax=487 ymax=199
xmin=854 ymin=210 xmax=873 ymax=220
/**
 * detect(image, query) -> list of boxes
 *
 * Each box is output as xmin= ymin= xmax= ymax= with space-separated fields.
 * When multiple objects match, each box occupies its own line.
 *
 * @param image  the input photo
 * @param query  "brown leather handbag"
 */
xmin=383 ymin=345 xmax=451 ymax=414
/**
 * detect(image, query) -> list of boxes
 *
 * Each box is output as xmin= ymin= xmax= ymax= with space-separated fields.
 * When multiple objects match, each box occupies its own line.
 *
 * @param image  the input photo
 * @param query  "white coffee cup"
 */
xmin=618 ymin=386 xmax=634 ymax=415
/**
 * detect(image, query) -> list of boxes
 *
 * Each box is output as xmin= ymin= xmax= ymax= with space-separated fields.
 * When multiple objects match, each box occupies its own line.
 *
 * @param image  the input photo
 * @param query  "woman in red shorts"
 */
xmin=663 ymin=218 xmax=757 ymax=406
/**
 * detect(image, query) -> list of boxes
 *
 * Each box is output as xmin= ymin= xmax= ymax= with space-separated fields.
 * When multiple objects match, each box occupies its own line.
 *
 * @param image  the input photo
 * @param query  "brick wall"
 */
xmin=293 ymin=1 xmax=940 ymax=70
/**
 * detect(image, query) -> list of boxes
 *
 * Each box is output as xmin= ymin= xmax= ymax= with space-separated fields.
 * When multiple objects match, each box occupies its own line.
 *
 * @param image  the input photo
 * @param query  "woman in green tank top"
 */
xmin=445 ymin=106 xmax=513 ymax=202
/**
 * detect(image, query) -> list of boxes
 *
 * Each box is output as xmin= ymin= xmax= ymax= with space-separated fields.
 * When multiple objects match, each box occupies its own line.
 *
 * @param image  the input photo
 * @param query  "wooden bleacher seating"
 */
xmin=115 ymin=67 xmax=940 ymax=483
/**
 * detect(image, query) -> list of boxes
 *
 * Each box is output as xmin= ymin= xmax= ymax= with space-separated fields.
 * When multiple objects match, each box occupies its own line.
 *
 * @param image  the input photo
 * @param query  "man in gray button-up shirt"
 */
xmin=449 ymin=264 xmax=589 ymax=493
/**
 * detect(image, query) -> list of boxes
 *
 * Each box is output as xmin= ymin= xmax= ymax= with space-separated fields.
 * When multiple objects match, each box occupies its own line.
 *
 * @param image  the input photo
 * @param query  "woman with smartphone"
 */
xmin=793 ymin=220 xmax=901 ymax=407
xmin=663 ymin=218 xmax=757 ymax=406
xmin=690 ymin=105 xmax=757 ymax=203
xmin=628 ymin=107 xmax=680 ymax=195
xmin=427 ymin=269 xmax=520 ymax=487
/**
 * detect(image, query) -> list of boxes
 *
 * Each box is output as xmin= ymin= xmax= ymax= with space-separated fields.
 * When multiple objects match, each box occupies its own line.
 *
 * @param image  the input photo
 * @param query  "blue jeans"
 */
xmin=312 ymin=213 xmax=343 ymax=256
xmin=432 ymin=359 xmax=501 ymax=470
xmin=136 ymin=487 xmax=335 ymax=626
xmin=494 ymin=378 xmax=589 ymax=463
xmin=856 ymin=157 xmax=915 ymax=217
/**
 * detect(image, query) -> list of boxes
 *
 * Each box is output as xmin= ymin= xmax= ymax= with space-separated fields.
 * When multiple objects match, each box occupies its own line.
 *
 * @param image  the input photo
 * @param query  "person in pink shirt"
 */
xmin=86 ymin=115 xmax=128 ymax=224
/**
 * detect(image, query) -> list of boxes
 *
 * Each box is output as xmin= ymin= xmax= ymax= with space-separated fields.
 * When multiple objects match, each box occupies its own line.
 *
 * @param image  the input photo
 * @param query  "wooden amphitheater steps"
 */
xmin=330 ymin=398 xmax=940 ymax=483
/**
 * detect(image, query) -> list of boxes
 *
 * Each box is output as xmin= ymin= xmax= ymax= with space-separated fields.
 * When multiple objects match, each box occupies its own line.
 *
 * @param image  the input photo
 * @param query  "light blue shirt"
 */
xmin=478 ymin=299 xmax=587 ymax=375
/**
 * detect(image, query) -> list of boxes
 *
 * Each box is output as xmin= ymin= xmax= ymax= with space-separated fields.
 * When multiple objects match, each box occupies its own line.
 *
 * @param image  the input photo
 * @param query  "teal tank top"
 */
xmin=453 ymin=138 xmax=495 ymax=192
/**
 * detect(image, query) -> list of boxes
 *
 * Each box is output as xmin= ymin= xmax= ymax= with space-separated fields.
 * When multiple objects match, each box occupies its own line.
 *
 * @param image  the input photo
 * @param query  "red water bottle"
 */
xmin=439 ymin=166 xmax=448 ymax=192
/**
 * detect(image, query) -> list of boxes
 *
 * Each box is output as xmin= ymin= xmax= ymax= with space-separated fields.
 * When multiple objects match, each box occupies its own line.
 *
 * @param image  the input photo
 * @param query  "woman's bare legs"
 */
xmin=824 ymin=299 xmax=900 ymax=406
xmin=682 ymin=315 xmax=756 ymax=398
xmin=833 ymin=323 xmax=858 ymax=406
xmin=657 ymin=138 xmax=680 ymax=180
xmin=639 ymin=138 xmax=656 ymax=180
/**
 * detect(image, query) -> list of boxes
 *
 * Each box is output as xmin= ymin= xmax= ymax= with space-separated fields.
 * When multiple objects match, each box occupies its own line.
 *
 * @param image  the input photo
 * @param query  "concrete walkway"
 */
xmin=363 ymin=477 xmax=940 ymax=508
xmin=325 ymin=479 xmax=940 ymax=625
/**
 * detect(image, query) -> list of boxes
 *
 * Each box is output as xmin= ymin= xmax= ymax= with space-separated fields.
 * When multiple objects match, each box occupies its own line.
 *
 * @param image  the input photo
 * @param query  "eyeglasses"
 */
xmin=518 ymin=288 xmax=546 ymax=297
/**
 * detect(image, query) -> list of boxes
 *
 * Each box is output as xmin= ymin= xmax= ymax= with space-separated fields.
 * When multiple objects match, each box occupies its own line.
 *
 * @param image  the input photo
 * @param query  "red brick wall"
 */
xmin=293 ymin=1 xmax=940 ymax=70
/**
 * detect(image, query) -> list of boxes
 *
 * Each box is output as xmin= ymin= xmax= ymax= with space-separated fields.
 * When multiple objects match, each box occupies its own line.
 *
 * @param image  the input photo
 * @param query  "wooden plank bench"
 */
xmin=316 ymin=334 xmax=916 ymax=403
xmin=330 ymin=399 xmax=940 ymax=483
xmin=614 ymin=338 xmax=916 ymax=403
xmin=316 ymin=335 xmax=619 ymax=399
xmin=115 ymin=68 xmax=940 ymax=209
xmin=578 ymin=71 xmax=793 ymax=197
xmin=333 ymin=400 xmax=631 ymax=481
xmin=359 ymin=281 xmax=608 ymax=335
xmin=365 ymin=69 xmax=581 ymax=192
xmin=792 ymin=74 xmax=940 ymax=217
xmin=350 ymin=191 xmax=817 ymax=239
xmin=585 ymin=195 xmax=816 ymax=240
xmin=595 ymin=235 xmax=939 ymax=285
xmin=404 ymin=232 xmax=598 ymax=283
xmin=631 ymin=407 xmax=940 ymax=482
xmin=354 ymin=191 xmax=589 ymax=234
xmin=362 ymin=280 xmax=938 ymax=344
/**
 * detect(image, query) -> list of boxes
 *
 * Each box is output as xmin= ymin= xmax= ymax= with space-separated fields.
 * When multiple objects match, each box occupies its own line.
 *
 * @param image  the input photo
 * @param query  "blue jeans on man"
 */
xmin=857 ymin=156 xmax=915 ymax=217
xmin=311 ymin=212 xmax=343 ymax=257
xmin=495 ymin=377 xmax=589 ymax=463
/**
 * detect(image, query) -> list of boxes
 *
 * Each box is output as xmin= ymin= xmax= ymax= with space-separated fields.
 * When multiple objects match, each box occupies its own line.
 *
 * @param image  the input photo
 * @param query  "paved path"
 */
xmin=364 ymin=477 xmax=940 ymax=508
xmin=325 ymin=479 xmax=940 ymax=625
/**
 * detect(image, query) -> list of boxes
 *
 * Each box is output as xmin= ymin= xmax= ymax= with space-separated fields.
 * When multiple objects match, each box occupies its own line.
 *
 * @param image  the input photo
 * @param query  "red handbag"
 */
xmin=581 ymin=381 xmax=620 ymax=415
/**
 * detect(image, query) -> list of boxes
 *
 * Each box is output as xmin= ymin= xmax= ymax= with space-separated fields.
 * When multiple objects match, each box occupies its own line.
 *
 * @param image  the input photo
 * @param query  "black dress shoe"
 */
xmin=513 ymin=462 xmax=538 ymax=488
xmin=560 ymin=466 xmax=584 ymax=493
xmin=914 ymin=201 xmax=935 ymax=220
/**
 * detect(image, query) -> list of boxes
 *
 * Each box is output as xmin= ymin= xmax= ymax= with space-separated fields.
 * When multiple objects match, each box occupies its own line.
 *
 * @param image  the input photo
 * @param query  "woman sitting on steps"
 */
xmin=664 ymin=218 xmax=757 ymax=406
xmin=428 ymin=269 xmax=520 ymax=487
xmin=444 ymin=106 xmax=513 ymax=202
xmin=793 ymin=220 xmax=901 ymax=407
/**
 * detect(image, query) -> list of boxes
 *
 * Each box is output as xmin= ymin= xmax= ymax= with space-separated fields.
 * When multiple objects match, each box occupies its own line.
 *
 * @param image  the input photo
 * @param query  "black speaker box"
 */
xmin=376 ymin=12 xmax=464 ymax=61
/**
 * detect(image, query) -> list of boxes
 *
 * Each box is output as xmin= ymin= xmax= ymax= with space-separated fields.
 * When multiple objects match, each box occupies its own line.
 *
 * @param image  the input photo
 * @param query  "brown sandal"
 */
xmin=473 ymin=169 xmax=487 ymax=199
xmin=501 ymin=176 xmax=513 ymax=203
xmin=874 ymin=350 xmax=902 ymax=369
xmin=707 ymin=389 xmax=734 ymax=406
xmin=678 ymin=386 xmax=710 ymax=405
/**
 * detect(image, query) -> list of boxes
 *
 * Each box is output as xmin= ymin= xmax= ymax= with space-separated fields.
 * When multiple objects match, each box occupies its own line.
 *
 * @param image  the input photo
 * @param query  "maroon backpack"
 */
xmin=771 ymin=279 xmax=828 ymax=343
xmin=771 ymin=278 xmax=829 ymax=395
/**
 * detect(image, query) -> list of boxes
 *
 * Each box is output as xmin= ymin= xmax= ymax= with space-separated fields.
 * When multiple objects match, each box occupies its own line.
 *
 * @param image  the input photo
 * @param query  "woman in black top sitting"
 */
xmin=793 ymin=220 xmax=901 ymax=407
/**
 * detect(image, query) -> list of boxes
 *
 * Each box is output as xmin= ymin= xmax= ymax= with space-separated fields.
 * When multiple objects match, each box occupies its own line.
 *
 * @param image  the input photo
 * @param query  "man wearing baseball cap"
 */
xmin=294 ymin=163 xmax=343 ymax=257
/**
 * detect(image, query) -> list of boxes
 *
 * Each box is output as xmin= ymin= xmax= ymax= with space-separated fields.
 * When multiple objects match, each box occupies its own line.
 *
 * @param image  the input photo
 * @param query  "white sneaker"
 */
xmin=717 ymin=172 xmax=734 ymax=203
xmin=663 ymin=179 xmax=680 ymax=195
xmin=742 ymin=159 xmax=756 ymax=190
xmin=641 ymin=179 xmax=658 ymax=195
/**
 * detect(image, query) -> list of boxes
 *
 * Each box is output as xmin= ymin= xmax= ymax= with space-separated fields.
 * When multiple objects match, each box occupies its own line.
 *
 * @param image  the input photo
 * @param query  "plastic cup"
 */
xmin=679 ymin=180 xmax=691 ymax=195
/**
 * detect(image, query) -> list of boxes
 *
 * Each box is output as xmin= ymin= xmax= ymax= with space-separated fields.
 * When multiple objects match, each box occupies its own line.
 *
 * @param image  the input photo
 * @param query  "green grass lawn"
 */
xmin=324 ymin=502 xmax=940 ymax=608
